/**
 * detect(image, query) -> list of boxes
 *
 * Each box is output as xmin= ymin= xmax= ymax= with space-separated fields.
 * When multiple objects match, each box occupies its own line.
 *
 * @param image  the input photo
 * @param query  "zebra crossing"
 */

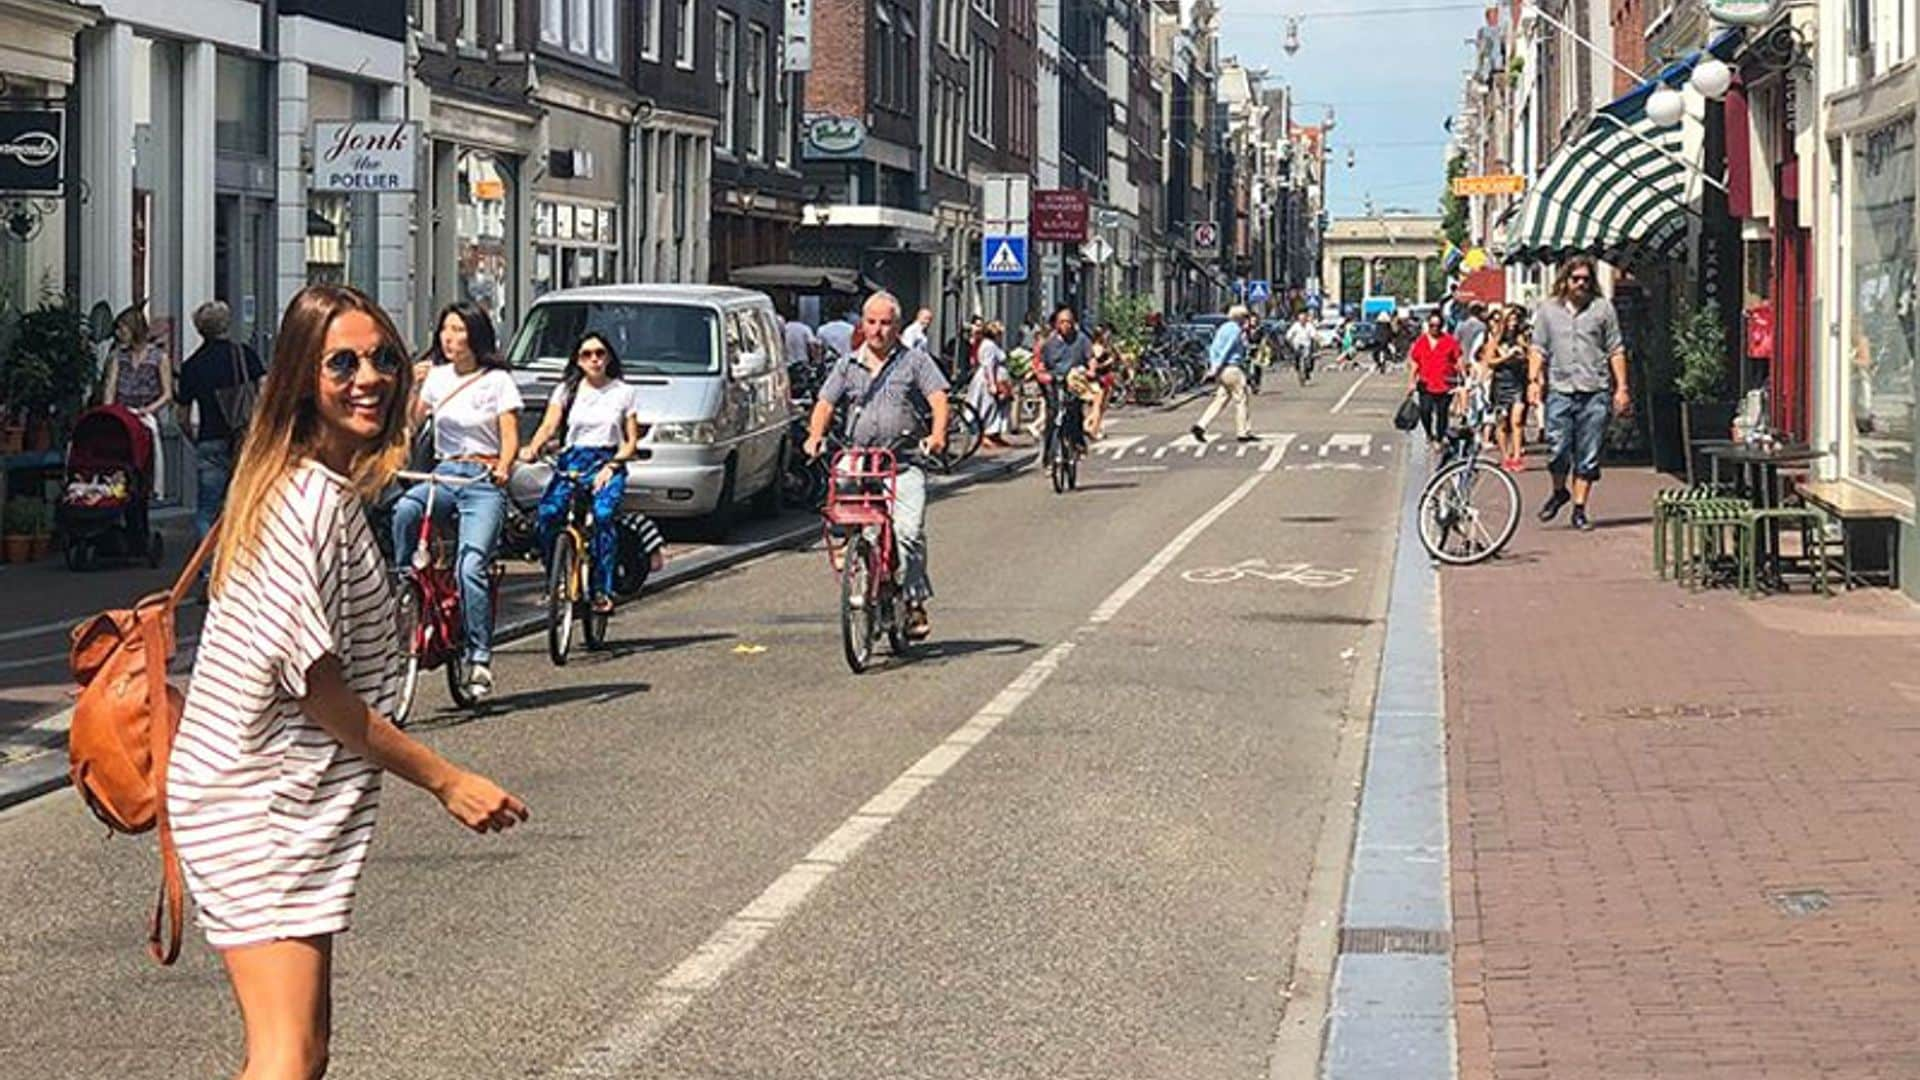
xmin=1088 ymin=432 xmax=1393 ymax=472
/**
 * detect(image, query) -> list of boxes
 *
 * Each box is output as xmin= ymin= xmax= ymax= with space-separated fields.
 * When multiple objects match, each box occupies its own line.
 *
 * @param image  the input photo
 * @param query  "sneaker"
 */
xmin=466 ymin=663 xmax=494 ymax=701
xmin=1571 ymin=506 xmax=1593 ymax=531
xmin=1235 ymin=433 xmax=1258 ymax=443
xmin=1189 ymin=424 xmax=1207 ymax=444
xmin=1538 ymin=489 xmax=1571 ymax=522
xmin=905 ymin=605 xmax=931 ymax=641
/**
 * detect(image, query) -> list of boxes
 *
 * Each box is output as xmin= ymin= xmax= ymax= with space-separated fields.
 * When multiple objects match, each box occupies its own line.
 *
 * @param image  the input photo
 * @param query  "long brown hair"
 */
xmin=212 ymin=285 xmax=413 ymax=593
xmin=1550 ymin=254 xmax=1599 ymax=302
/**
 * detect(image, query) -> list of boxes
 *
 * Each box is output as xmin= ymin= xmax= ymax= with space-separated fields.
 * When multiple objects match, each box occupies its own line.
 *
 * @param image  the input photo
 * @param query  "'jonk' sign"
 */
xmin=311 ymin=122 xmax=420 ymax=193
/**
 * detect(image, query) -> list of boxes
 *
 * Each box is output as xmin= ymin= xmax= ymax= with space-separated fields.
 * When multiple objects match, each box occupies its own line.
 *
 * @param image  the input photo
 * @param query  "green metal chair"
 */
xmin=1740 ymin=506 xmax=1834 ymax=597
xmin=1677 ymin=496 xmax=1754 ymax=591
xmin=1654 ymin=485 xmax=1738 ymax=581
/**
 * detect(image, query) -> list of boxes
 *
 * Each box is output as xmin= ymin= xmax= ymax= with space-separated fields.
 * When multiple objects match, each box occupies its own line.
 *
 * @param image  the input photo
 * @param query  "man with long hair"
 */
xmin=1529 ymin=255 xmax=1629 ymax=530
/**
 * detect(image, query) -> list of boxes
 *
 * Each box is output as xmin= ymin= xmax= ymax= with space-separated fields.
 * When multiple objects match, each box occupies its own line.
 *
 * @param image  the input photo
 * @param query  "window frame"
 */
xmin=676 ymin=0 xmax=697 ymax=70
xmin=746 ymin=23 xmax=768 ymax=162
xmin=716 ymin=10 xmax=738 ymax=157
xmin=540 ymin=0 xmax=565 ymax=46
xmin=639 ymin=0 xmax=662 ymax=61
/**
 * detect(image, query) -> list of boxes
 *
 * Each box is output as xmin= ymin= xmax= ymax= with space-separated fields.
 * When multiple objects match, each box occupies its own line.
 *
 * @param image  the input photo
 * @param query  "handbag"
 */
xmin=1393 ymin=391 xmax=1422 ymax=432
xmin=211 ymin=342 xmax=261 ymax=449
xmin=67 ymin=523 xmax=222 ymax=965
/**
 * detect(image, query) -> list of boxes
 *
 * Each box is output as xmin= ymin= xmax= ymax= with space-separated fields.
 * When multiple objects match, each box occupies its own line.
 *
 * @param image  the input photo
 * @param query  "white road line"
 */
xmin=1152 ymin=444 xmax=1171 ymax=460
xmin=560 ymin=463 xmax=1280 ymax=1076
xmin=1330 ymin=370 xmax=1372 ymax=414
xmin=1110 ymin=465 xmax=1169 ymax=474
xmin=1260 ymin=433 xmax=1296 ymax=474
xmin=1093 ymin=435 xmax=1145 ymax=457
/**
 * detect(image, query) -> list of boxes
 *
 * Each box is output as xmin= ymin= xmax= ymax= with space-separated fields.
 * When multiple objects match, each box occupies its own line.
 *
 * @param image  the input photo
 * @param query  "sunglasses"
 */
xmin=322 ymin=345 xmax=406 ymax=383
xmin=577 ymin=345 xmax=609 ymax=359
xmin=1569 ymin=274 xmax=1593 ymax=283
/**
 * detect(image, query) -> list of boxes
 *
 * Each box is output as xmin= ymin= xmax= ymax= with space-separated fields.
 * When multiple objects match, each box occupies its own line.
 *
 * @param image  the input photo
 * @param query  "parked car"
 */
xmin=1314 ymin=314 xmax=1345 ymax=350
xmin=504 ymin=284 xmax=793 ymax=527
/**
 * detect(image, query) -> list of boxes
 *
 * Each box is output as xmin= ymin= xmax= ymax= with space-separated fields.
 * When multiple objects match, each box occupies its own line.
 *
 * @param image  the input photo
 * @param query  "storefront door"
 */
xmin=214 ymin=194 xmax=272 ymax=356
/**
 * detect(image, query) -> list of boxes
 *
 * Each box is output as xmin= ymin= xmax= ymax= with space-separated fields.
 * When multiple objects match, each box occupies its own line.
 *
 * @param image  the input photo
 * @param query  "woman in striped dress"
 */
xmin=167 ymin=284 xmax=527 ymax=1080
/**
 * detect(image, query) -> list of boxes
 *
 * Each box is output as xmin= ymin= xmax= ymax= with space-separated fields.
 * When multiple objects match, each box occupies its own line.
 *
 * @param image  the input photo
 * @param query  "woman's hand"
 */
xmin=517 ymin=445 xmax=540 ymax=464
xmin=592 ymin=463 xmax=618 ymax=492
xmin=491 ymin=461 xmax=514 ymax=486
xmin=436 ymin=770 xmax=529 ymax=833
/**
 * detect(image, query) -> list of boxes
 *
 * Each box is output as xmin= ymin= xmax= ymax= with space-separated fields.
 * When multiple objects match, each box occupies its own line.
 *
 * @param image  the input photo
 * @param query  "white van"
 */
xmin=504 ymin=285 xmax=793 ymax=524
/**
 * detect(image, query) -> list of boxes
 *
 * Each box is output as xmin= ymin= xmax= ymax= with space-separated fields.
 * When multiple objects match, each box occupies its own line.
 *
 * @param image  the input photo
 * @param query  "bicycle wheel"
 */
xmin=547 ymin=533 xmax=579 ymax=666
xmin=840 ymin=536 xmax=876 ymax=673
xmin=1066 ymin=444 xmax=1079 ymax=490
xmin=946 ymin=401 xmax=983 ymax=467
xmin=1418 ymin=458 xmax=1521 ymax=565
xmin=1051 ymin=440 xmax=1069 ymax=493
xmin=584 ymin=586 xmax=611 ymax=651
xmin=446 ymin=652 xmax=479 ymax=708
xmin=392 ymin=574 xmax=425 ymax=727
xmin=883 ymin=587 xmax=909 ymax=656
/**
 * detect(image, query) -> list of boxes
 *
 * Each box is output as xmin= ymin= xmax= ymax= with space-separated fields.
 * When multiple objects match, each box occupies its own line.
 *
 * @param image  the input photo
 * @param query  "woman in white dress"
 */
xmin=965 ymin=321 xmax=1012 ymax=447
xmin=168 ymin=284 xmax=527 ymax=1080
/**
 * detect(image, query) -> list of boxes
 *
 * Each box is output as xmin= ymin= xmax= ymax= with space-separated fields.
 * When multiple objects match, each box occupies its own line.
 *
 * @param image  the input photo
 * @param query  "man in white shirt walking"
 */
xmin=900 ymin=307 xmax=934 ymax=353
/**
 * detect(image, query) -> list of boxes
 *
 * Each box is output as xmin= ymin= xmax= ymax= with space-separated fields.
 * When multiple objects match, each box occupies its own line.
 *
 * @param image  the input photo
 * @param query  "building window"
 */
xmin=969 ymin=38 xmax=993 ymax=142
xmin=874 ymin=6 xmax=893 ymax=111
xmin=497 ymin=0 xmax=518 ymax=48
xmin=639 ymin=0 xmax=661 ymax=60
xmin=897 ymin=11 xmax=915 ymax=113
xmin=459 ymin=0 xmax=480 ymax=45
xmin=543 ymin=0 xmax=614 ymax=60
xmin=716 ymin=12 xmax=737 ymax=155
xmin=568 ymin=0 xmax=589 ymax=52
xmin=541 ymin=0 xmax=564 ymax=45
xmin=775 ymin=72 xmax=793 ymax=167
xmin=594 ymin=0 xmax=614 ymax=61
xmin=533 ymin=198 xmax=620 ymax=297
xmin=215 ymin=54 xmax=271 ymax=158
xmin=676 ymin=0 xmax=696 ymax=68
xmin=1846 ymin=114 xmax=1917 ymax=501
xmin=411 ymin=0 xmax=438 ymax=40
xmin=745 ymin=25 xmax=767 ymax=162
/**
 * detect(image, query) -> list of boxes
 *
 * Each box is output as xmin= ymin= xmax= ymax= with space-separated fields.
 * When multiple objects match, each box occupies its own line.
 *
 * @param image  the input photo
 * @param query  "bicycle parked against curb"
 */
xmin=822 ymin=445 xmax=915 ymax=673
xmin=390 ymin=470 xmax=504 ymax=724
xmin=1417 ymin=408 xmax=1521 ymax=565
xmin=540 ymin=463 xmax=613 ymax=665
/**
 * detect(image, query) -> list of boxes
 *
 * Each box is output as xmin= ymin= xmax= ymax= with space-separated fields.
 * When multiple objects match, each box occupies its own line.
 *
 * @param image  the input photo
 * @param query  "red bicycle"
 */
xmin=391 ymin=470 xmax=504 ymax=724
xmin=822 ymin=447 xmax=911 ymax=673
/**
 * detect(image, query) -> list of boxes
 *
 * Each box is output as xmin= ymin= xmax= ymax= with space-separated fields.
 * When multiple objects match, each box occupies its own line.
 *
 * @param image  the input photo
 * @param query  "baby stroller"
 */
xmin=57 ymin=405 xmax=164 ymax=571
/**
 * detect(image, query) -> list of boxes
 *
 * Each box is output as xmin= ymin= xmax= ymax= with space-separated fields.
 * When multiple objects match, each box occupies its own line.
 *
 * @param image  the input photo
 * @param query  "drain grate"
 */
xmin=1339 ymin=927 xmax=1451 ymax=955
xmin=1766 ymin=888 xmax=1832 ymax=917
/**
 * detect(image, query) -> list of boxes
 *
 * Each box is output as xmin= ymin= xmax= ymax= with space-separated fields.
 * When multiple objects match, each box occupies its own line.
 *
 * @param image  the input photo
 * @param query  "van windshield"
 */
xmin=508 ymin=302 xmax=720 ymax=376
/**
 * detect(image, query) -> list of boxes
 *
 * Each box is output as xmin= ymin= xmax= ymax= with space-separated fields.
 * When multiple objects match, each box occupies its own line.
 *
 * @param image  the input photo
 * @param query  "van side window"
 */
xmin=724 ymin=311 xmax=747 ymax=362
xmin=758 ymin=311 xmax=785 ymax=366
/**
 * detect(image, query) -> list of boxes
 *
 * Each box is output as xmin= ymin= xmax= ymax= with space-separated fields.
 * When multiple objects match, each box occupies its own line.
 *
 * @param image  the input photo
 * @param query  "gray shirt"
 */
xmin=1456 ymin=316 xmax=1487 ymax=367
xmin=1531 ymin=295 xmax=1623 ymax=394
xmin=1040 ymin=330 xmax=1091 ymax=378
xmin=818 ymin=344 xmax=951 ymax=447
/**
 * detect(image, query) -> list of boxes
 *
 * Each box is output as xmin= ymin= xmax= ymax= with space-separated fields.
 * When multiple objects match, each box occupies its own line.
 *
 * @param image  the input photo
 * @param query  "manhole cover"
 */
xmin=1338 ymin=927 xmax=1451 ymax=955
xmin=1766 ymin=888 xmax=1831 ymax=917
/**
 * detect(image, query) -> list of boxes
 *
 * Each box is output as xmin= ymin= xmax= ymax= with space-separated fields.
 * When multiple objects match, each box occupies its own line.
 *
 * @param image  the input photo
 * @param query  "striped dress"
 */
xmin=166 ymin=460 xmax=400 ymax=949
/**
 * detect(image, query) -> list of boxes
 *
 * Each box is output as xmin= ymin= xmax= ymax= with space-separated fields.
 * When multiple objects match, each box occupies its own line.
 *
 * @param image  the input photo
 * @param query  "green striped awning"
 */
xmin=1503 ymin=33 xmax=1740 ymax=267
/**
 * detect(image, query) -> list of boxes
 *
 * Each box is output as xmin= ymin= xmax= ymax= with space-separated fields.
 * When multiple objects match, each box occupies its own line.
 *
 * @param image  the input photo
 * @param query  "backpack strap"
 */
xmin=145 ymin=521 xmax=221 ymax=965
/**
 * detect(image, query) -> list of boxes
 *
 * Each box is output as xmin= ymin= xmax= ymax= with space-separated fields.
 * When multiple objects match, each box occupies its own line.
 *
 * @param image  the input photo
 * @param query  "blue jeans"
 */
xmin=1546 ymin=390 xmax=1610 ymax=482
xmin=534 ymin=447 xmax=627 ymax=599
xmin=390 ymin=461 xmax=507 ymax=664
xmin=192 ymin=440 xmax=232 ymax=540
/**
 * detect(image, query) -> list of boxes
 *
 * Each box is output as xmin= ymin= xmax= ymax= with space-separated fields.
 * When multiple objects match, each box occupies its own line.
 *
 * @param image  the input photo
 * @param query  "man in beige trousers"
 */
xmin=1191 ymin=304 xmax=1256 ymax=443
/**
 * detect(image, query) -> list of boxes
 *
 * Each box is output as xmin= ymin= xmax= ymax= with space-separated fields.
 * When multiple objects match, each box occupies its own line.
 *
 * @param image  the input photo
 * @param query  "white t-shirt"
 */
xmin=900 ymin=322 xmax=930 ymax=351
xmin=560 ymin=378 xmax=641 ymax=448
xmin=783 ymin=320 xmax=815 ymax=365
xmin=817 ymin=320 xmax=855 ymax=359
xmin=422 ymin=364 xmax=524 ymax=460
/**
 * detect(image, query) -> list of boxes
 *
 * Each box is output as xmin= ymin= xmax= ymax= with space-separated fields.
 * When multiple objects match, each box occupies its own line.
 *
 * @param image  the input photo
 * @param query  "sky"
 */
xmin=1212 ymin=0 xmax=1491 ymax=220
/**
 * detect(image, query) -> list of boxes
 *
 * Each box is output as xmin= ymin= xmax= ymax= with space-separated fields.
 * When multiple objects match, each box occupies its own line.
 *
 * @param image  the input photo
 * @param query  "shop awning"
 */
xmin=726 ymin=263 xmax=877 ymax=294
xmin=1503 ymin=31 xmax=1742 ymax=267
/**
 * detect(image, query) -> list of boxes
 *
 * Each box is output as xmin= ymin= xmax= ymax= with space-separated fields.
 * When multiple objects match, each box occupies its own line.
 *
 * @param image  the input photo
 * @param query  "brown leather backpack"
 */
xmin=67 ymin=524 xmax=220 ymax=965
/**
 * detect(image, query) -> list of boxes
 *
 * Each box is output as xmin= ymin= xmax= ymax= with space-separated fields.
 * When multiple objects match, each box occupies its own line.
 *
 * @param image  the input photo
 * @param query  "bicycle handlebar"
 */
xmin=395 ymin=470 xmax=490 ymax=486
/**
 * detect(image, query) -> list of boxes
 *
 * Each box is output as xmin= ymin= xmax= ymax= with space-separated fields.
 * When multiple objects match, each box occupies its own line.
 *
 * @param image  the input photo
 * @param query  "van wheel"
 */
xmin=699 ymin=458 xmax=740 ymax=540
xmin=750 ymin=443 xmax=786 ymax=519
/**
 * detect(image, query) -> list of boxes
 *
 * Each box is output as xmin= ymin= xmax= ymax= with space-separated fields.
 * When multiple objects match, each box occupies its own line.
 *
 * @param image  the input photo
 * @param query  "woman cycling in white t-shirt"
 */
xmin=520 ymin=332 xmax=663 ymax=614
xmin=391 ymin=301 xmax=523 ymax=700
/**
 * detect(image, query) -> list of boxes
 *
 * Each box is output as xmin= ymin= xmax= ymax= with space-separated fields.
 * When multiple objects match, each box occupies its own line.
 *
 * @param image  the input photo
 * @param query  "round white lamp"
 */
xmin=1647 ymin=85 xmax=1686 ymax=126
xmin=1690 ymin=57 xmax=1733 ymax=100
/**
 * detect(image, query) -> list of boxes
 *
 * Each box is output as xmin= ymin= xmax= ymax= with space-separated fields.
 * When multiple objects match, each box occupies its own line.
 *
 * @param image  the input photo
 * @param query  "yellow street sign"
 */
xmin=1451 ymin=174 xmax=1526 ymax=197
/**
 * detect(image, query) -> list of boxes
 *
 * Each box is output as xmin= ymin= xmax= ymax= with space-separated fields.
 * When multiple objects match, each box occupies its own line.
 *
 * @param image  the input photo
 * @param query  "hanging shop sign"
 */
xmin=784 ymin=0 xmax=813 ymax=71
xmin=1031 ymin=189 xmax=1089 ymax=243
xmin=311 ymin=121 xmax=419 ymax=192
xmin=1450 ymin=174 xmax=1526 ymax=197
xmin=0 ymin=109 xmax=64 ymax=194
xmin=803 ymin=115 xmax=866 ymax=159
xmin=1703 ymin=0 xmax=1783 ymax=26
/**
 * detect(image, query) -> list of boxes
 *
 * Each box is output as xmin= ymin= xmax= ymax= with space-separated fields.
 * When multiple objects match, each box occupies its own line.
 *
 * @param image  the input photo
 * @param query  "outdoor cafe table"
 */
xmin=1702 ymin=443 xmax=1829 ymax=590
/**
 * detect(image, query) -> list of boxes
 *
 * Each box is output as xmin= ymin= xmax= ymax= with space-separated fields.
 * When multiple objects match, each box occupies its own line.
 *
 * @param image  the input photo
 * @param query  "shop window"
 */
xmin=215 ymin=54 xmax=270 ymax=158
xmin=533 ymin=198 xmax=620 ymax=298
xmin=457 ymin=149 xmax=515 ymax=327
xmin=1846 ymin=115 xmax=1917 ymax=500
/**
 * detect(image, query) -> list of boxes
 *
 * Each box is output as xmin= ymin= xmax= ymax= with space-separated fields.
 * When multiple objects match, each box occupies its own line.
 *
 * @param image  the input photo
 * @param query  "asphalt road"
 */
xmin=0 ymin=366 xmax=1409 ymax=1079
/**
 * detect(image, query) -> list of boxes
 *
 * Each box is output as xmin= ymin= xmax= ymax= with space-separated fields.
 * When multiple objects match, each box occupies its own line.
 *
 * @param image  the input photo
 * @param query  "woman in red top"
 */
xmin=1407 ymin=312 xmax=1463 ymax=445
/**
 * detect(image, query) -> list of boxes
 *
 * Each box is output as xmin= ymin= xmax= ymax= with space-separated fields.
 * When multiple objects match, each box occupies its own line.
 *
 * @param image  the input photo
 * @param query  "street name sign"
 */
xmin=982 ymin=235 xmax=1029 ymax=283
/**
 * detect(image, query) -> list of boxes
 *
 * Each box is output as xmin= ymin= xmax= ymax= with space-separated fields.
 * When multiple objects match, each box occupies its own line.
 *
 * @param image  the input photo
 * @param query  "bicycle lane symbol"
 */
xmin=1180 ymin=558 xmax=1358 ymax=588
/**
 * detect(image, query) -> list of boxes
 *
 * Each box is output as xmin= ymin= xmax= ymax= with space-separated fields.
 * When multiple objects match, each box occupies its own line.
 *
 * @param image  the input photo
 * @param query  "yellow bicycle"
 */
xmin=544 ymin=464 xmax=612 ymax=665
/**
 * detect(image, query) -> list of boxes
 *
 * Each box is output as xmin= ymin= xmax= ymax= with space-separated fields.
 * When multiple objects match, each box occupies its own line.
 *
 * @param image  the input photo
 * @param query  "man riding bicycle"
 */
xmin=1287 ymin=311 xmax=1316 ymax=384
xmin=803 ymin=292 xmax=950 ymax=641
xmin=1035 ymin=304 xmax=1094 ymax=463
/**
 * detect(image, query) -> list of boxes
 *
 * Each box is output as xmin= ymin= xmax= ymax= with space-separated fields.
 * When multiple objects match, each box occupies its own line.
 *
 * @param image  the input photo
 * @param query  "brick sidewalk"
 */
xmin=1443 ymin=467 xmax=1920 ymax=1079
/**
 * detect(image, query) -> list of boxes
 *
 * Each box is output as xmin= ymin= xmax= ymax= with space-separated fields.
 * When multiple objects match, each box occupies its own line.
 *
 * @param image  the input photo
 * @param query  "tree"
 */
xmin=1440 ymin=151 xmax=1469 ymax=251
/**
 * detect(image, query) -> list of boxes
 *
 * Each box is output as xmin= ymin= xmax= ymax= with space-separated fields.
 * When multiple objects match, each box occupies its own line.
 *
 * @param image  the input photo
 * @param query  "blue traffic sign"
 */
xmin=982 ymin=236 xmax=1028 ymax=283
xmin=1247 ymin=279 xmax=1272 ymax=303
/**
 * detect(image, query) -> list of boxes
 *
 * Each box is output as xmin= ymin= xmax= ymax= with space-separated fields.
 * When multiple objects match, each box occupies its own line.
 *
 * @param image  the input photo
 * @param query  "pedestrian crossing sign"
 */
xmin=982 ymin=235 xmax=1028 ymax=283
xmin=1248 ymin=279 xmax=1272 ymax=303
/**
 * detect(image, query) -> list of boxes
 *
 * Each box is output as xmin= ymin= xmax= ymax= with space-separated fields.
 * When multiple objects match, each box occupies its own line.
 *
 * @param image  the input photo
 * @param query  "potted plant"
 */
xmin=1672 ymin=296 xmax=1733 ymax=485
xmin=1 ymin=498 xmax=36 ymax=563
xmin=12 ymin=300 xmax=101 ymax=449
